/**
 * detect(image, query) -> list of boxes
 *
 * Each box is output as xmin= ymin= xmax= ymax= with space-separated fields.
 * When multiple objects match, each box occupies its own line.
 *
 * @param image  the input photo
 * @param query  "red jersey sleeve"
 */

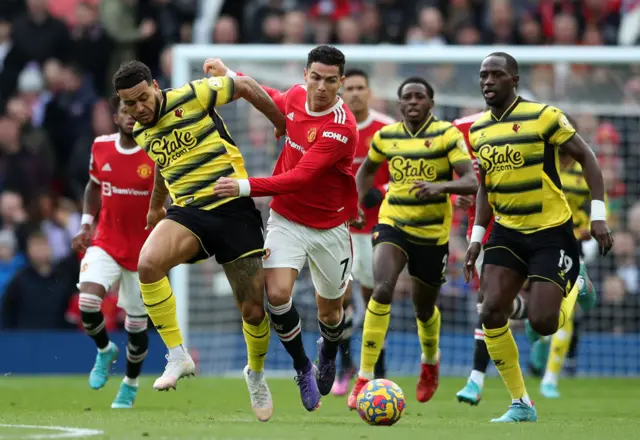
xmin=88 ymin=143 xmax=100 ymax=184
xmin=248 ymin=123 xmax=354 ymax=197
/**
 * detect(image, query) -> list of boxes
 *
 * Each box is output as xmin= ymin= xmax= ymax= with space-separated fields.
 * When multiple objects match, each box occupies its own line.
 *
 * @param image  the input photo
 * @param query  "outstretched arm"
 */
xmin=203 ymin=58 xmax=287 ymax=114
xmin=230 ymin=75 xmax=286 ymax=136
xmin=213 ymin=125 xmax=352 ymax=198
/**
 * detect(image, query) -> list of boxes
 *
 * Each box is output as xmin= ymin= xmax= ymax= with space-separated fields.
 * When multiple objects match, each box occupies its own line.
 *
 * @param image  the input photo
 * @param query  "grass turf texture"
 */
xmin=0 ymin=377 xmax=637 ymax=439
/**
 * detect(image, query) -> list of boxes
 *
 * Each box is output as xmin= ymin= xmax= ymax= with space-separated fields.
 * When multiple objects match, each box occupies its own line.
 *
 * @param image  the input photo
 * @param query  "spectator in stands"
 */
xmin=70 ymin=1 xmax=113 ymax=96
xmin=335 ymin=16 xmax=361 ymax=44
xmin=589 ymin=274 xmax=640 ymax=333
xmin=100 ymin=0 xmax=156 ymax=81
xmin=483 ymin=0 xmax=517 ymax=44
xmin=454 ymin=20 xmax=481 ymax=45
xmin=0 ymin=229 xmax=26 ymax=302
xmin=259 ymin=12 xmax=284 ymax=44
xmin=416 ymin=7 xmax=446 ymax=45
xmin=0 ymin=229 xmax=76 ymax=330
xmin=618 ymin=0 xmax=640 ymax=45
xmin=282 ymin=9 xmax=307 ymax=44
xmin=517 ymin=10 xmax=544 ymax=45
xmin=610 ymin=231 xmax=639 ymax=295
xmin=213 ymin=15 xmax=239 ymax=43
xmin=9 ymin=0 xmax=70 ymax=67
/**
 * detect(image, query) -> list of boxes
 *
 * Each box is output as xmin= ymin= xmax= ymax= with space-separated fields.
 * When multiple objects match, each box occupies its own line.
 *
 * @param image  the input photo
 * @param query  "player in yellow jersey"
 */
xmin=463 ymin=52 xmax=613 ymax=423
xmin=113 ymin=60 xmax=285 ymax=422
xmin=347 ymin=77 xmax=478 ymax=408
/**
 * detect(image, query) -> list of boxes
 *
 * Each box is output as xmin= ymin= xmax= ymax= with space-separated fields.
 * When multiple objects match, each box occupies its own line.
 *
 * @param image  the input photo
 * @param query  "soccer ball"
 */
xmin=356 ymin=379 xmax=406 ymax=426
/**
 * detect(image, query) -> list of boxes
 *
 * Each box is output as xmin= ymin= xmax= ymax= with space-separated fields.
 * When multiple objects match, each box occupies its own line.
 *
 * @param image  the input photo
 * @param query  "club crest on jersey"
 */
xmin=512 ymin=123 xmax=521 ymax=133
xmin=307 ymin=127 xmax=317 ymax=143
xmin=175 ymin=108 xmax=184 ymax=118
xmin=424 ymin=139 xmax=432 ymax=148
xmin=137 ymin=163 xmax=153 ymax=179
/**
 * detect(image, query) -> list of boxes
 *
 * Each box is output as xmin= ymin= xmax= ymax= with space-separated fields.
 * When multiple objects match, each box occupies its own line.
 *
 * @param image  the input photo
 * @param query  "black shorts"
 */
xmin=372 ymin=224 xmax=449 ymax=286
xmin=166 ymin=198 xmax=265 ymax=265
xmin=484 ymin=221 xmax=580 ymax=295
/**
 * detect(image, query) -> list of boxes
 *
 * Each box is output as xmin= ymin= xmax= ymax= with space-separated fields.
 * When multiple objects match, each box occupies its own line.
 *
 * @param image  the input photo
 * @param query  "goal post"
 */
xmin=171 ymin=44 xmax=640 ymax=377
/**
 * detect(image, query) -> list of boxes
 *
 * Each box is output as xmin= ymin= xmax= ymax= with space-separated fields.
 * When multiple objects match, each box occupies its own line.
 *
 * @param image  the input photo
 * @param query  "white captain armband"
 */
xmin=470 ymin=225 xmax=486 ymax=244
xmin=225 ymin=69 xmax=237 ymax=78
xmin=237 ymin=179 xmax=251 ymax=197
xmin=590 ymin=200 xmax=606 ymax=222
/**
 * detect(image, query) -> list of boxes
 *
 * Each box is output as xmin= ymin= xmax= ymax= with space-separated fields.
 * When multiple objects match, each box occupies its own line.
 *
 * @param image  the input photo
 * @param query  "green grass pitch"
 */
xmin=0 ymin=376 xmax=638 ymax=439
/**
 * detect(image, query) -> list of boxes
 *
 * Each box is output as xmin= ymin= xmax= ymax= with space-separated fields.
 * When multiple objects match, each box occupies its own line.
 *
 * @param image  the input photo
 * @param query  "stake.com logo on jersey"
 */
xmin=102 ymin=182 xmax=150 ymax=197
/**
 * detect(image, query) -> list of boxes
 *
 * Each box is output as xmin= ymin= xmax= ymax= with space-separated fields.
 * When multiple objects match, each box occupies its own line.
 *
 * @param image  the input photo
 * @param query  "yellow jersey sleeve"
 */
xmin=445 ymin=127 xmax=472 ymax=165
xmin=191 ymin=76 xmax=235 ymax=113
xmin=538 ymin=106 xmax=576 ymax=146
xmin=367 ymin=130 xmax=386 ymax=163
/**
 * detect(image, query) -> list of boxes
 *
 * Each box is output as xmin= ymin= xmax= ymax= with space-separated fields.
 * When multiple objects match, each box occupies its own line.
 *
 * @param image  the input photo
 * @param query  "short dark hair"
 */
xmin=109 ymin=95 xmax=121 ymax=113
xmin=397 ymin=77 xmax=434 ymax=100
xmin=112 ymin=60 xmax=153 ymax=91
xmin=487 ymin=52 xmax=519 ymax=76
xmin=307 ymin=45 xmax=346 ymax=76
xmin=344 ymin=68 xmax=369 ymax=85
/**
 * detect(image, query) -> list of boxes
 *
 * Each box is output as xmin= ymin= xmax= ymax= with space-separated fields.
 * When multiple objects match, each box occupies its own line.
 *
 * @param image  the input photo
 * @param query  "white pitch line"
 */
xmin=0 ymin=424 xmax=104 ymax=439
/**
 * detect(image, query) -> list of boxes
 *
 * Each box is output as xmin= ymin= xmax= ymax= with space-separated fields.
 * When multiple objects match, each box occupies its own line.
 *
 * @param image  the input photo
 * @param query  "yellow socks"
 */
xmin=359 ymin=298 xmax=391 ymax=379
xmin=484 ymin=323 xmax=529 ymax=403
xmin=542 ymin=318 xmax=574 ymax=386
xmin=417 ymin=307 xmax=441 ymax=364
xmin=558 ymin=283 xmax=579 ymax=329
xmin=140 ymin=277 xmax=183 ymax=349
xmin=243 ymin=314 xmax=270 ymax=372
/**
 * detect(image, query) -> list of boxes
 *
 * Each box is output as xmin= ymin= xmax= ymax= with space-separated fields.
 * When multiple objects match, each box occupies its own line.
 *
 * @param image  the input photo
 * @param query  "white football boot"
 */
xmin=153 ymin=350 xmax=196 ymax=391
xmin=243 ymin=365 xmax=273 ymax=422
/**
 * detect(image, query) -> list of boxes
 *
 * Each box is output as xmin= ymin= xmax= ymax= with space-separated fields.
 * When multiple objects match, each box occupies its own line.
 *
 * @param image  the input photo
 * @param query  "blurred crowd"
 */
xmin=0 ymin=0 xmax=639 ymax=334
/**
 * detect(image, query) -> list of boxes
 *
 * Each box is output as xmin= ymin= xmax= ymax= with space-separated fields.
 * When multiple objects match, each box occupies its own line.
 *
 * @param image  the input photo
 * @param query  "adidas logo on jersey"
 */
xmin=287 ymin=112 xmax=294 ymax=121
xmin=102 ymin=163 xmax=112 ymax=172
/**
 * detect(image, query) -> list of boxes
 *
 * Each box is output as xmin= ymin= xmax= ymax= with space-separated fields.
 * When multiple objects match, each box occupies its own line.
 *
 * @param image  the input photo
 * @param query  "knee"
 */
xmin=479 ymin=295 xmax=509 ymax=329
xmin=266 ymin=283 xmax=292 ymax=307
xmin=318 ymin=301 xmax=342 ymax=325
xmin=371 ymin=281 xmax=394 ymax=304
xmin=528 ymin=310 xmax=559 ymax=336
xmin=241 ymin=301 xmax=266 ymax=326
xmin=137 ymin=252 xmax=165 ymax=284
xmin=415 ymin=308 xmax=434 ymax=323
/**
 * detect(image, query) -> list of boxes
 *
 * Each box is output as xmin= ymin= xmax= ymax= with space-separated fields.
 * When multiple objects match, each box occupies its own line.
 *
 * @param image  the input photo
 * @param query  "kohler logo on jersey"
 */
xmin=322 ymin=131 xmax=348 ymax=144
xmin=102 ymin=182 xmax=150 ymax=197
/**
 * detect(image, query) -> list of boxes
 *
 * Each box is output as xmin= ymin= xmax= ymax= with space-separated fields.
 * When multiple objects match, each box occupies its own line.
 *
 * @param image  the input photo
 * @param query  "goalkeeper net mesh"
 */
xmin=174 ymin=47 xmax=640 ymax=377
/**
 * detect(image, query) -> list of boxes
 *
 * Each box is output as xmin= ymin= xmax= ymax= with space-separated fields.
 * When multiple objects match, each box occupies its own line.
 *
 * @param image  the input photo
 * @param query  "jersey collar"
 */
xmin=114 ymin=133 xmax=142 ymax=155
xmin=356 ymin=111 xmax=374 ymax=130
xmin=402 ymin=114 xmax=433 ymax=138
xmin=491 ymin=95 xmax=521 ymax=122
xmin=305 ymin=96 xmax=344 ymax=117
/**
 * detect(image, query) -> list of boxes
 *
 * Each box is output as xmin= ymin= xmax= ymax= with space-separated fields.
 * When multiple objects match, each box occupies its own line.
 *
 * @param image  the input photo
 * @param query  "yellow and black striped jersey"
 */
xmin=560 ymin=161 xmax=590 ymax=240
xmin=132 ymin=76 xmax=246 ymax=211
xmin=469 ymin=97 xmax=576 ymax=233
xmin=368 ymin=116 xmax=471 ymax=245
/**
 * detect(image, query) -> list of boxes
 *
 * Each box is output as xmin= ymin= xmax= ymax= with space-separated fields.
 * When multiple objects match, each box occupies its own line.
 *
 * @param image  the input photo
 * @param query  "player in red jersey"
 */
xmin=71 ymin=96 xmax=155 ymax=409
xmin=331 ymin=68 xmax=395 ymax=396
xmin=452 ymin=112 xmax=527 ymax=406
xmin=206 ymin=46 xmax=359 ymax=411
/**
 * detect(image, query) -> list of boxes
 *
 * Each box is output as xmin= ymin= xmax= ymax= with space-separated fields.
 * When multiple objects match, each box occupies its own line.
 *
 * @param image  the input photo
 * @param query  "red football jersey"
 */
xmin=452 ymin=113 xmax=493 ymax=244
xmin=248 ymin=84 xmax=359 ymax=229
xmin=88 ymin=133 xmax=155 ymax=271
xmin=351 ymin=109 xmax=395 ymax=233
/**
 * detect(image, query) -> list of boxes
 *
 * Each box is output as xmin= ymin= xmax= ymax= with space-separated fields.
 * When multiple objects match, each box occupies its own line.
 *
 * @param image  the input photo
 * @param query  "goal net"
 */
xmin=171 ymin=45 xmax=640 ymax=377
